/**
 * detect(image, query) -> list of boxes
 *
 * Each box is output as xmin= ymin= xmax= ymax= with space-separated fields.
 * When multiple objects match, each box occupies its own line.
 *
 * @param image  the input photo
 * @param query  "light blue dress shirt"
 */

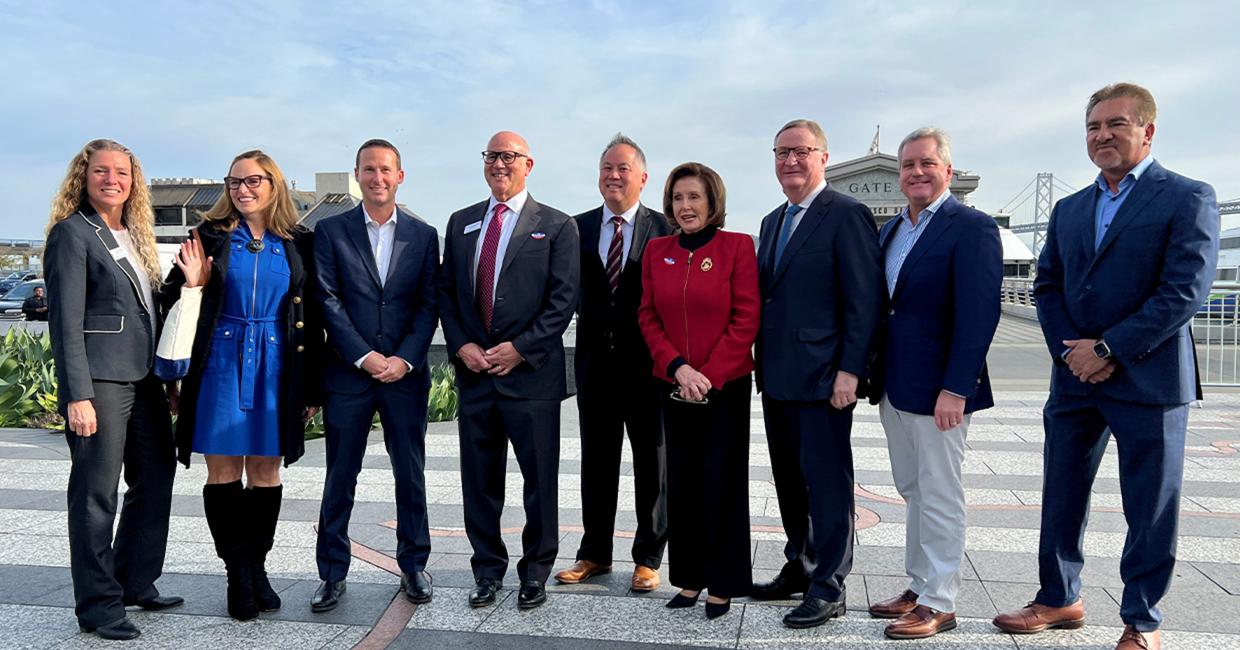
xmin=1093 ymin=155 xmax=1154 ymax=250
xmin=885 ymin=190 xmax=951 ymax=297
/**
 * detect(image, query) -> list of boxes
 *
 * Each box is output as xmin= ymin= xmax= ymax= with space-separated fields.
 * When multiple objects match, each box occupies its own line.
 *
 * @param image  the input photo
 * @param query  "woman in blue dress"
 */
xmin=160 ymin=150 xmax=324 ymax=620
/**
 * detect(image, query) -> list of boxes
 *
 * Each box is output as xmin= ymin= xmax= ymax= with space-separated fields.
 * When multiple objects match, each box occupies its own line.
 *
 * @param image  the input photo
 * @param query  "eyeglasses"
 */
xmin=773 ymin=146 xmax=822 ymax=162
xmin=224 ymin=174 xmax=271 ymax=190
xmin=482 ymin=151 xmax=529 ymax=165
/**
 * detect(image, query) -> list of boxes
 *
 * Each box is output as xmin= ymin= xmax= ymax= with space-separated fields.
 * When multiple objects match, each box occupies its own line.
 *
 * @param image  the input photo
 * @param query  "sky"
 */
xmin=1 ymin=0 xmax=1237 ymax=241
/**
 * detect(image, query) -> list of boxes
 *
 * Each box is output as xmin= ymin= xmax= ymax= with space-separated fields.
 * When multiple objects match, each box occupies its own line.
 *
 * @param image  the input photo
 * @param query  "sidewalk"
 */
xmin=2 ymin=317 xmax=1237 ymax=648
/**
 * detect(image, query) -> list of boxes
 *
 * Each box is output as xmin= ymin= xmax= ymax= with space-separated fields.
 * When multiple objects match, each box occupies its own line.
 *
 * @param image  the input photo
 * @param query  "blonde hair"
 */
xmin=199 ymin=150 xmax=301 ymax=239
xmin=46 ymin=139 xmax=162 ymax=287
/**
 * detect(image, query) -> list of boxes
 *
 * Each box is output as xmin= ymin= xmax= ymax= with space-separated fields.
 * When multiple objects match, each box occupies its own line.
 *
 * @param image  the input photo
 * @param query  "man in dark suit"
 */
xmin=439 ymin=131 xmax=579 ymax=610
xmin=867 ymin=128 xmax=1002 ymax=640
xmin=753 ymin=118 xmax=883 ymax=628
xmin=312 ymin=139 xmax=440 ymax=611
xmin=554 ymin=134 xmax=670 ymax=592
xmin=993 ymin=83 xmax=1218 ymax=650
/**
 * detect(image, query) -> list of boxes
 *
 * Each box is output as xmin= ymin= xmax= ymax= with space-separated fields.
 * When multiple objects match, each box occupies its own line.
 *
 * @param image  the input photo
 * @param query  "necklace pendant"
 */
xmin=246 ymin=239 xmax=265 ymax=253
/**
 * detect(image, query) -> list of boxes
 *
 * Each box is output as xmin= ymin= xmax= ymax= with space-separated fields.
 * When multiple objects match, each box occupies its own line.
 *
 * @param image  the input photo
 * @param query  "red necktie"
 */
xmin=605 ymin=216 xmax=624 ymax=293
xmin=476 ymin=203 xmax=507 ymax=331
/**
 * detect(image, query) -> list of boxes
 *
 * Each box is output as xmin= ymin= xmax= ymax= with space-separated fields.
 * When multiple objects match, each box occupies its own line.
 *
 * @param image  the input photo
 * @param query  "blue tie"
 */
xmin=773 ymin=203 xmax=803 ymax=268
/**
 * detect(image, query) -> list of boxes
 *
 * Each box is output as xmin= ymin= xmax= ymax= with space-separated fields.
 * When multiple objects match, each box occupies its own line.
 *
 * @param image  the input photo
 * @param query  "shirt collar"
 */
xmin=900 ymin=189 xmax=952 ymax=225
xmin=488 ymin=189 xmax=529 ymax=219
xmin=793 ymin=179 xmax=829 ymax=210
xmin=1094 ymin=154 xmax=1155 ymax=195
xmin=362 ymin=203 xmax=398 ymax=228
xmin=603 ymin=203 xmax=640 ymax=225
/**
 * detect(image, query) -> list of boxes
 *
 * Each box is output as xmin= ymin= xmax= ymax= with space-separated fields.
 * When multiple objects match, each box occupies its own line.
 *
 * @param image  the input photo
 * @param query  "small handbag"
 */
xmin=155 ymin=286 xmax=203 ymax=380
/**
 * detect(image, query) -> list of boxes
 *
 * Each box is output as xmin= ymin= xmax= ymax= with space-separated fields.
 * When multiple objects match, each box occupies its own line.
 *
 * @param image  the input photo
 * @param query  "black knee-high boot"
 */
xmin=246 ymin=484 xmax=283 ymax=612
xmin=203 ymin=480 xmax=259 ymax=621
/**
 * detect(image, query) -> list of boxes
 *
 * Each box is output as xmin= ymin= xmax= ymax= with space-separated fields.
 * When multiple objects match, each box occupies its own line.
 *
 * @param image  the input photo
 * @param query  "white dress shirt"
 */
xmin=472 ymin=189 xmax=529 ymax=303
xmin=782 ymin=179 xmax=829 ymax=237
xmin=598 ymin=203 xmax=638 ymax=265
xmin=355 ymin=205 xmax=411 ymax=371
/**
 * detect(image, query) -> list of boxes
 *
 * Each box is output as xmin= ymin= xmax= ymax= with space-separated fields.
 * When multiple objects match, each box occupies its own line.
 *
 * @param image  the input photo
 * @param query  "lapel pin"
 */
xmin=700 ymin=257 xmax=713 ymax=272
xmin=531 ymin=232 xmax=547 ymax=240
xmin=663 ymin=257 xmax=676 ymax=265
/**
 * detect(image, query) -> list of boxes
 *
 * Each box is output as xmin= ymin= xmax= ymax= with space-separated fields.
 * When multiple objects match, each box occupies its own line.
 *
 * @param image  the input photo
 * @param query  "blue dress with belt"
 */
xmin=193 ymin=225 xmax=289 ymax=457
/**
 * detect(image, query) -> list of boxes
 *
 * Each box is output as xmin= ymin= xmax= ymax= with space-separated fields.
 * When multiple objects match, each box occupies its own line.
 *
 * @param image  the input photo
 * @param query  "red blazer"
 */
xmin=638 ymin=230 xmax=760 ymax=388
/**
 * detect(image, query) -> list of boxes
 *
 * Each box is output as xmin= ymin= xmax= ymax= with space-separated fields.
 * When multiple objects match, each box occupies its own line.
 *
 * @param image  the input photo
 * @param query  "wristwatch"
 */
xmin=1093 ymin=340 xmax=1112 ymax=360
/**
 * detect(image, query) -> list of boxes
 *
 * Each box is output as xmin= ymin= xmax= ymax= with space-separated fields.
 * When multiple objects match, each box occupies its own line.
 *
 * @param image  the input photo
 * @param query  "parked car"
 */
xmin=0 ymin=271 xmax=38 ymax=295
xmin=0 ymin=280 xmax=45 ymax=320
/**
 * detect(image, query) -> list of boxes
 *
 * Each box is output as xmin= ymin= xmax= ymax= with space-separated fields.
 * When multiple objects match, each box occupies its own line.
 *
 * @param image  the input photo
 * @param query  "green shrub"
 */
xmin=0 ymin=328 xmax=60 ymax=428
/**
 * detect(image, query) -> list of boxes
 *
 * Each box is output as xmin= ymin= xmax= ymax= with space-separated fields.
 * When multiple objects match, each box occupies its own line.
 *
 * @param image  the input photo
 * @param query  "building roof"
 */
xmin=299 ymin=193 xmax=360 ymax=230
xmin=999 ymin=227 xmax=1036 ymax=261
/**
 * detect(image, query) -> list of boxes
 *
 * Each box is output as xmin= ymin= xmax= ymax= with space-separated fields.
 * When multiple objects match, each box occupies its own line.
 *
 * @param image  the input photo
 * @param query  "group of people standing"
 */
xmin=44 ymin=81 xmax=1216 ymax=650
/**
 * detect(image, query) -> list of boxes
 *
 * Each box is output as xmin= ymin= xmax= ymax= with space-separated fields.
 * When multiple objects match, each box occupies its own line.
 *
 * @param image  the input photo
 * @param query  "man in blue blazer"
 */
xmin=753 ymin=119 xmax=884 ymax=628
xmin=994 ymin=83 xmax=1218 ymax=650
xmin=439 ymin=131 xmax=579 ymax=610
xmin=867 ymin=128 xmax=1002 ymax=639
xmin=312 ymin=139 xmax=440 ymax=611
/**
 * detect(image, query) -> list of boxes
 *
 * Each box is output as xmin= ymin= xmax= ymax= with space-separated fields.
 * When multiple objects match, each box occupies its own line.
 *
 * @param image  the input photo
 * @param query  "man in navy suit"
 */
xmin=867 ymin=128 xmax=1002 ymax=640
xmin=752 ymin=118 xmax=884 ymax=628
xmin=312 ymin=139 xmax=440 ymax=611
xmin=994 ymin=83 xmax=1218 ymax=650
xmin=439 ymin=131 xmax=579 ymax=610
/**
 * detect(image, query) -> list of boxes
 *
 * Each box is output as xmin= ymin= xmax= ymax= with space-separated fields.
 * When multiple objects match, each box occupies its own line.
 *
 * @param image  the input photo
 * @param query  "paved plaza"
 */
xmin=1 ymin=316 xmax=1238 ymax=648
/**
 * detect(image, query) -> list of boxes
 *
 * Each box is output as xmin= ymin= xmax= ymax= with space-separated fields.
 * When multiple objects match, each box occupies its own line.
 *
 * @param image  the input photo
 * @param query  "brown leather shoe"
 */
xmin=992 ymin=599 xmax=1086 ymax=634
xmin=631 ymin=565 xmax=660 ymax=592
xmin=869 ymin=589 xmax=919 ymax=619
xmin=1116 ymin=625 xmax=1160 ymax=650
xmin=554 ymin=560 xmax=611 ymax=584
xmin=884 ymin=605 xmax=957 ymax=639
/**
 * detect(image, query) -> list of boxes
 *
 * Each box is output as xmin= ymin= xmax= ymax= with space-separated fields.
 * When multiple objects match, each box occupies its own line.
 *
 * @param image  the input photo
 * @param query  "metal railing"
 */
xmin=1001 ymin=278 xmax=1035 ymax=307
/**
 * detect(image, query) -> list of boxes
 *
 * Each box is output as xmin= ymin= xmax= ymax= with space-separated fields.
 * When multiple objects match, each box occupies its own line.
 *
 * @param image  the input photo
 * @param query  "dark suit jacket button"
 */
xmin=764 ymin=298 xmax=772 ymax=304
xmin=295 ymin=321 xmax=304 ymax=329
xmin=888 ymin=308 xmax=895 ymax=316
xmin=297 ymin=345 xmax=305 ymax=352
xmin=293 ymin=296 xmax=302 ymax=304
xmin=1084 ymin=284 xmax=1092 ymax=291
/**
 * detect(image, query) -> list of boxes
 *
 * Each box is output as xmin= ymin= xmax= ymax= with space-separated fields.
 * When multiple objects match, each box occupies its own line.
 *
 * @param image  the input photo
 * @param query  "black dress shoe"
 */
xmin=751 ymin=565 xmax=809 ymax=600
xmin=665 ymin=591 xmax=700 ymax=609
xmin=517 ymin=580 xmax=547 ymax=610
xmin=705 ymin=599 xmax=731 ymax=619
xmin=783 ymin=596 xmax=847 ymax=629
xmin=81 ymin=617 xmax=141 ymax=641
xmin=401 ymin=571 xmax=433 ymax=604
xmin=311 ymin=579 xmax=346 ymax=612
xmin=124 ymin=595 xmax=184 ymax=610
xmin=469 ymin=579 xmax=501 ymax=608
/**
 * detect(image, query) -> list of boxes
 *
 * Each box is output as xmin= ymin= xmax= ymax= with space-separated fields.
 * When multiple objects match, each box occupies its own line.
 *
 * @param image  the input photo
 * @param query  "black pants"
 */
xmin=65 ymin=376 xmax=176 ymax=628
xmin=458 ymin=390 xmax=561 ymax=584
xmin=664 ymin=375 xmax=752 ymax=598
xmin=575 ymin=360 xmax=667 ymax=568
xmin=762 ymin=395 xmax=856 ymax=602
xmin=317 ymin=383 xmax=431 ymax=580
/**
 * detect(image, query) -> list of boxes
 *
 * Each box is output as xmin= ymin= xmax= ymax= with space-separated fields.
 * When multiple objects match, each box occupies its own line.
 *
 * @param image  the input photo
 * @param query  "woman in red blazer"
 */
xmin=638 ymin=162 xmax=760 ymax=619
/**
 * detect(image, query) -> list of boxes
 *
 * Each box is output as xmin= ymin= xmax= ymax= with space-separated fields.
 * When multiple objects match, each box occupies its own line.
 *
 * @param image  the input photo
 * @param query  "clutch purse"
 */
xmin=154 ymin=286 xmax=203 ymax=380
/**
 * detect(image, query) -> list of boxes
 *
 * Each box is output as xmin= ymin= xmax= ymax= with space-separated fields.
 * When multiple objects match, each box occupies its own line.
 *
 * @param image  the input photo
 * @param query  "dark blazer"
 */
xmin=439 ymin=194 xmax=579 ymax=400
xmin=46 ymin=210 xmax=161 ymax=412
xmin=870 ymin=195 xmax=1003 ymax=415
xmin=314 ymin=205 xmax=440 ymax=394
xmin=1034 ymin=159 xmax=1218 ymax=404
xmin=573 ymin=204 xmax=671 ymax=388
xmin=159 ymin=223 xmax=325 ymax=467
xmin=755 ymin=188 xmax=884 ymax=402
xmin=638 ymin=230 xmax=761 ymax=388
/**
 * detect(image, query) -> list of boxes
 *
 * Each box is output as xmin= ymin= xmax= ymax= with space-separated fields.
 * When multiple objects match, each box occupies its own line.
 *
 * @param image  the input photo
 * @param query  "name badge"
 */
xmin=110 ymin=247 xmax=127 ymax=261
xmin=463 ymin=221 xmax=482 ymax=235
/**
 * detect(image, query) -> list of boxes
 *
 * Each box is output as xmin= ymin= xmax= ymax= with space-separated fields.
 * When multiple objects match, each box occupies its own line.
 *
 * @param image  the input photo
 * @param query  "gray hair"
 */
xmin=600 ymin=133 xmax=647 ymax=170
xmin=774 ymin=119 xmax=828 ymax=150
xmin=897 ymin=127 xmax=952 ymax=167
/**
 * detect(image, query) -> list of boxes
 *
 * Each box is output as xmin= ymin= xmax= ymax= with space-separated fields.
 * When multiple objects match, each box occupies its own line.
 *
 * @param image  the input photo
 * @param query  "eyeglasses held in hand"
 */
xmin=670 ymin=388 xmax=709 ymax=405
xmin=224 ymin=174 xmax=272 ymax=190
xmin=481 ymin=150 xmax=530 ymax=165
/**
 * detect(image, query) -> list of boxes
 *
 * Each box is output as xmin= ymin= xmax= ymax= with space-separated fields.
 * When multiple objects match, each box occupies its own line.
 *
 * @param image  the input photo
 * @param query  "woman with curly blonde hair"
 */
xmin=159 ymin=149 xmax=325 ymax=620
xmin=45 ymin=139 xmax=184 ymax=641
